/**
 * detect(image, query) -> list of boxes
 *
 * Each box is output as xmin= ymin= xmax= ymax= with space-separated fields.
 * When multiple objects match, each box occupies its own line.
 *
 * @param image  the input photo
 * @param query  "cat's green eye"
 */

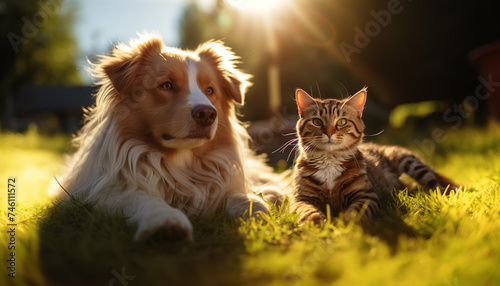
xmin=337 ymin=118 xmax=347 ymax=127
xmin=312 ymin=118 xmax=323 ymax=126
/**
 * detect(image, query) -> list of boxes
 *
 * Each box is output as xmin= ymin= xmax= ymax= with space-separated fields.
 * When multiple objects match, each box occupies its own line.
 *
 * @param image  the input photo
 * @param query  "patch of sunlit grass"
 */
xmin=0 ymin=127 xmax=69 ymax=208
xmin=389 ymin=100 xmax=447 ymax=129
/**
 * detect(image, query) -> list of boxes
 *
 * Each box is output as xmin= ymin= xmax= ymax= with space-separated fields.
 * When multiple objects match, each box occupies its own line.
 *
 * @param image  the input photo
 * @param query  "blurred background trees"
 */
xmin=0 ymin=0 xmax=81 ymax=109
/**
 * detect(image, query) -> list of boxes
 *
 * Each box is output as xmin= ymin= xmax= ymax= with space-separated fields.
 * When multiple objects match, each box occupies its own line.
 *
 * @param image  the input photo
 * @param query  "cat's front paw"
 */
xmin=341 ymin=209 xmax=359 ymax=224
xmin=134 ymin=207 xmax=193 ymax=242
xmin=298 ymin=211 xmax=327 ymax=225
xmin=341 ymin=208 xmax=372 ymax=224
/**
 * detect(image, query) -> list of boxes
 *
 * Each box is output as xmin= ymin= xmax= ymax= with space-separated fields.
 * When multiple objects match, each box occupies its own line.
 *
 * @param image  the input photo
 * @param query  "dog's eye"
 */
xmin=161 ymin=82 xmax=173 ymax=90
xmin=206 ymin=87 xmax=214 ymax=95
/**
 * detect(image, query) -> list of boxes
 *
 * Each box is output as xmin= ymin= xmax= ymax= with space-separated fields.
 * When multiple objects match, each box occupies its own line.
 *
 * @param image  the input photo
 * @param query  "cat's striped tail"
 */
xmin=396 ymin=149 xmax=459 ymax=194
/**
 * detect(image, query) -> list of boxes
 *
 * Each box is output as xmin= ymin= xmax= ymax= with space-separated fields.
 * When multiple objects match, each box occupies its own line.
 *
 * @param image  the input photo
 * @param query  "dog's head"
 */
xmin=97 ymin=33 xmax=251 ymax=152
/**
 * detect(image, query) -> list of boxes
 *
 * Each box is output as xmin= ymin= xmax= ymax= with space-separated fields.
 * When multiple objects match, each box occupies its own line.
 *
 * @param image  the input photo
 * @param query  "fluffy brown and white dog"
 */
xmin=54 ymin=33 xmax=284 ymax=241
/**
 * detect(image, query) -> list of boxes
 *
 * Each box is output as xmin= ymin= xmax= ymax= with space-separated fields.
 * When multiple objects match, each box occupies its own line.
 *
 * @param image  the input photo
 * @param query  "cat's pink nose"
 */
xmin=325 ymin=127 xmax=335 ymax=138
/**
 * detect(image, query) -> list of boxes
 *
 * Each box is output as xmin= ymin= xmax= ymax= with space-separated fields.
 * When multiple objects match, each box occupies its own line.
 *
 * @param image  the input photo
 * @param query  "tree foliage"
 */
xmin=0 ymin=0 xmax=81 ymax=104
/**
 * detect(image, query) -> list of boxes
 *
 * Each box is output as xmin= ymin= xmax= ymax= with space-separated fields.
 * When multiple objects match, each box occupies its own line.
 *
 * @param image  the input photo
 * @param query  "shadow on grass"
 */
xmin=362 ymin=190 xmax=425 ymax=253
xmin=38 ymin=201 xmax=246 ymax=286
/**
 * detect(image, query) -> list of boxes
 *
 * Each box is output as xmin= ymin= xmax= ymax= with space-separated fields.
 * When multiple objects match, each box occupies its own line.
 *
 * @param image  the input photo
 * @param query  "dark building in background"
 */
xmin=4 ymin=86 xmax=94 ymax=133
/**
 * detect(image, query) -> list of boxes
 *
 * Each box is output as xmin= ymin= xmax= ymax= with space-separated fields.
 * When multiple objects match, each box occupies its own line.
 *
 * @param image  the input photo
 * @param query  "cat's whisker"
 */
xmin=302 ymin=141 xmax=317 ymax=154
xmin=286 ymin=145 xmax=300 ymax=162
xmin=273 ymin=138 xmax=299 ymax=154
xmin=364 ymin=129 xmax=385 ymax=137
xmin=341 ymin=142 xmax=362 ymax=169
xmin=316 ymin=81 xmax=322 ymax=100
xmin=337 ymin=81 xmax=348 ymax=100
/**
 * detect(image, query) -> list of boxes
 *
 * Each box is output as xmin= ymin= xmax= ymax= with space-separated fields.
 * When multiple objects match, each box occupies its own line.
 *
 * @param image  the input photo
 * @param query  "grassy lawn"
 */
xmin=1 ymin=123 xmax=500 ymax=286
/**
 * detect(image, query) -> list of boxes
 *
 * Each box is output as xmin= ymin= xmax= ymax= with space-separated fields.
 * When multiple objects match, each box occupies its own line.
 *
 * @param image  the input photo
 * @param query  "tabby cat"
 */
xmin=290 ymin=87 xmax=457 ymax=224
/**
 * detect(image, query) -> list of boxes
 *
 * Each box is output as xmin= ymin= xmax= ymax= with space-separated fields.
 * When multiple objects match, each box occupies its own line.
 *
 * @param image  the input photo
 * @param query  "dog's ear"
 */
xmin=100 ymin=35 xmax=163 ymax=93
xmin=196 ymin=41 xmax=252 ymax=105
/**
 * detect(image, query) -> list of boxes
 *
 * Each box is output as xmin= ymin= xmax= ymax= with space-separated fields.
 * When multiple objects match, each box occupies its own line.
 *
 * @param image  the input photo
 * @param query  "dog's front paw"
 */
xmin=249 ymin=199 xmax=269 ymax=216
xmin=133 ymin=207 xmax=193 ymax=242
xmin=255 ymin=186 xmax=284 ymax=206
xmin=226 ymin=193 xmax=269 ymax=217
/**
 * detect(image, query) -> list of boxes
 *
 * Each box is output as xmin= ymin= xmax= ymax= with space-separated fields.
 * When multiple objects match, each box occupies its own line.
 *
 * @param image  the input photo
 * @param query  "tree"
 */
xmin=0 ymin=0 xmax=81 ymax=108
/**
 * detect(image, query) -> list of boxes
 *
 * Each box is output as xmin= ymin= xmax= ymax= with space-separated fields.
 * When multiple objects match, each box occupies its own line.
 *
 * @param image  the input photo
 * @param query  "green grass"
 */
xmin=1 ymin=123 xmax=500 ymax=286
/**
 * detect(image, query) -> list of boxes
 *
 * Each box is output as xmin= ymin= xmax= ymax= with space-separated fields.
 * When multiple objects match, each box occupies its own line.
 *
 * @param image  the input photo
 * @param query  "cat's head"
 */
xmin=295 ymin=87 xmax=367 ymax=154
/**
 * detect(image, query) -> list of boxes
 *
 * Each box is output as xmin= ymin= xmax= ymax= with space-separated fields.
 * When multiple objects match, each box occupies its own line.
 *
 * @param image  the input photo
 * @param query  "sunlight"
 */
xmin=226 ymin=0 xmax=287 ymax=15
xmin=225 ymin=0 xmax=292 ymax=113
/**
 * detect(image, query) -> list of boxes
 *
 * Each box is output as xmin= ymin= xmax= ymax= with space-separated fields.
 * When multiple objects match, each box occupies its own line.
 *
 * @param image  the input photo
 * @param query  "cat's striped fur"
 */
xmin=290 ymin=87 xmax=457 ymax=224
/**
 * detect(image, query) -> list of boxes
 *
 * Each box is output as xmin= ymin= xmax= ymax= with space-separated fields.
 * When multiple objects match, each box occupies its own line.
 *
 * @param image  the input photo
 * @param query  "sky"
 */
xmin=70 ymin=0 xmax=214 ymax=83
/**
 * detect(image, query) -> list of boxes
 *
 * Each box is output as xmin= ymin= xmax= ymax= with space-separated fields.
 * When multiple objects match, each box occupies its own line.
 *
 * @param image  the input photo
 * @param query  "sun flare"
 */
xmin=226 ymin=0 xmax=287 ymax=14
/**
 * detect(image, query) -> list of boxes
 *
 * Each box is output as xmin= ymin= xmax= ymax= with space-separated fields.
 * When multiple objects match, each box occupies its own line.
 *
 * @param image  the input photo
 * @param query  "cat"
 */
xmin=290 ymin=87 xmax=457 ymax=224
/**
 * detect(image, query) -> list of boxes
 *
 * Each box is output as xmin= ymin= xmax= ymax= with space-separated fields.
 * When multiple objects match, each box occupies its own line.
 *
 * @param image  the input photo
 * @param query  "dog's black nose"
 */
xmin=191 ymin=105 xmax=217 ymax=127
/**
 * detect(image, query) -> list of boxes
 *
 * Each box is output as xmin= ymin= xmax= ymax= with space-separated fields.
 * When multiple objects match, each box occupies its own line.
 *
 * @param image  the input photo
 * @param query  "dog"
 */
xmin=54 ymin=33 xmax=285 ymax=241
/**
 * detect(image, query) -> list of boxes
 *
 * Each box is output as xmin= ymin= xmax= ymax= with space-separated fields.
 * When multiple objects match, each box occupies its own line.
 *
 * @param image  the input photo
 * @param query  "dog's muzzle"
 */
xmin=191 ymin=105 xmax=217 ymax=127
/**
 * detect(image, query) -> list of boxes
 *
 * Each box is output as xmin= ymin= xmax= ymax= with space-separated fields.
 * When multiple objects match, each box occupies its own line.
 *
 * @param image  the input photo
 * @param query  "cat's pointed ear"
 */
xmin=346 ymin=87 xmax=367 ymax=117
xmin=296 ymin=89 xmax=315 ymax=117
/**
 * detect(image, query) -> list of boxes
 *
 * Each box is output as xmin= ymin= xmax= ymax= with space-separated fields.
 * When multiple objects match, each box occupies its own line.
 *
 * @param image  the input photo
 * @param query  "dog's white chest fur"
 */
xmin=312 ymin=155 xmax=345 ymax=190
